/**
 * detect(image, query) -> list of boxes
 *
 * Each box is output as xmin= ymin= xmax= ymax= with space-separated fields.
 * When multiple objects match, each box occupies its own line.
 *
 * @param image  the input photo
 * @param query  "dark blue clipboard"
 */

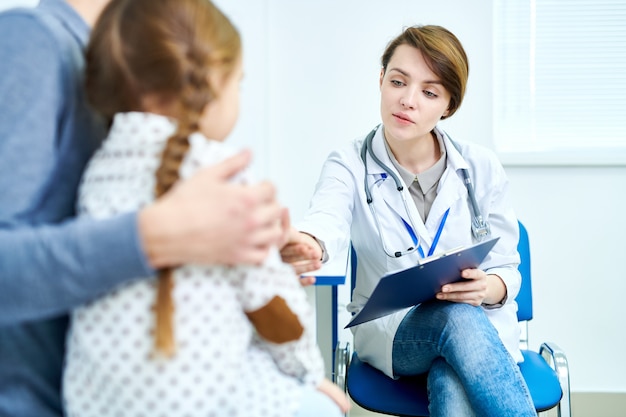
xmin=345 ymin=237 xmax=500 ymax=328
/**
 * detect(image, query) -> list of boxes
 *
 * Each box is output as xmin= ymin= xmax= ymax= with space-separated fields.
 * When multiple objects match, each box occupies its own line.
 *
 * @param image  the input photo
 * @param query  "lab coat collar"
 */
xmin=436 ymin=126 xmax=470 ymax=172
xmin=429 ymin=127 xmax=470 ymax=230
xmin=362 ymin=125 xmax=391 ymax=176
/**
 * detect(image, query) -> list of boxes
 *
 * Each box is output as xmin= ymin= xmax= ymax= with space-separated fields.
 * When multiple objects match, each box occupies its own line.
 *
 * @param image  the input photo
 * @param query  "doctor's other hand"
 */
xmin=317 ymin=378 xmax=352 ymax=414
xmin=436 ymin=269 xmax=506 ymax=307
xmin=280 ymin=231 xmax=322 ymax=279
xmin=139 ymin=149 xmax=284 ymax=268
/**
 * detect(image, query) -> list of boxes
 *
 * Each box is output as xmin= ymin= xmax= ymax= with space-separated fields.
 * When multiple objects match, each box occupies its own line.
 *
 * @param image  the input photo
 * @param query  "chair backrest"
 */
xmin=349 ymin=220 xmax=533 ymax=322
xmin=516 ymin=221 xmax=533 ymax=322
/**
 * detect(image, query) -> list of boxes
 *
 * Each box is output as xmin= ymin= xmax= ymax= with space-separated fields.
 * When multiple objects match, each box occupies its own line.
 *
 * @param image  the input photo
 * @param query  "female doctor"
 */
xmin=282 ymin=25 xmax=536 ymax=416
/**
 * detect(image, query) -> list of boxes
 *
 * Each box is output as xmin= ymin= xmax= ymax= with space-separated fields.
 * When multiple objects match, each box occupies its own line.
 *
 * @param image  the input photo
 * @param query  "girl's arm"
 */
xmin=240 ymin=254 xmax=326 ymax=386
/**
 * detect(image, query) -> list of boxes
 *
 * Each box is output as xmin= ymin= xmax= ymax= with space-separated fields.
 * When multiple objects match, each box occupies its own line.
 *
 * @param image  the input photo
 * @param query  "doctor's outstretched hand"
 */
xmin=436 ymin=269 xmax=507 ymax=307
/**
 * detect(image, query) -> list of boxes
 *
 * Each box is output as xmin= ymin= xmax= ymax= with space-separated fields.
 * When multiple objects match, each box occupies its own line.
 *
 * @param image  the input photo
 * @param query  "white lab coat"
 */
xmin=298 ymin=125 xmax=523 ymax=378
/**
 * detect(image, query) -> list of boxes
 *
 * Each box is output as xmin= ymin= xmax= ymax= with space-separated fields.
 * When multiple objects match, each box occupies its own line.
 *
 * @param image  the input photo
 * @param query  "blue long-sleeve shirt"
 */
xmin=0 ymin=1 xmax=153 ymax=416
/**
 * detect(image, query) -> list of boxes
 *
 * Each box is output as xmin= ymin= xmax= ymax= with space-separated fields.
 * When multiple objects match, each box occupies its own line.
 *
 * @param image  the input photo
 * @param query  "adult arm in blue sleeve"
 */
xmin=0 ymin=216 xmax=152 ymax=326
xmin=0 ymin=10 xmax=153 ymax=327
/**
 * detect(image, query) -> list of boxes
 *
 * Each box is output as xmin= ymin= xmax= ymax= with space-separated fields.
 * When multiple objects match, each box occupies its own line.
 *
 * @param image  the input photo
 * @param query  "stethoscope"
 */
xmin=360 ymin=124 xmax=491 ymax=258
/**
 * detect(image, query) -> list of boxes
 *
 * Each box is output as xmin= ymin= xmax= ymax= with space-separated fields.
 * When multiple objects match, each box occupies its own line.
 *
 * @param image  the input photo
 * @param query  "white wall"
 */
xmin=508 ymin=166 xmax=626 ymax=393
xmin=5 ymin=0 xmax=624 ymax=394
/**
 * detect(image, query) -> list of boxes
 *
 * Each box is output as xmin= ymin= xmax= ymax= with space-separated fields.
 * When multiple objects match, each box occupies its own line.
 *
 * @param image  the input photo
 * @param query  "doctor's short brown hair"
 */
xmin=381 ymin=25 xmax=469 ymax=119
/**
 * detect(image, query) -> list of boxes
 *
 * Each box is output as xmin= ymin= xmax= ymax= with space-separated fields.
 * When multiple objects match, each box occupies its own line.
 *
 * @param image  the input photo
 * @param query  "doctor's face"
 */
xmin=379 ymin=44 xmax=451 ymax=144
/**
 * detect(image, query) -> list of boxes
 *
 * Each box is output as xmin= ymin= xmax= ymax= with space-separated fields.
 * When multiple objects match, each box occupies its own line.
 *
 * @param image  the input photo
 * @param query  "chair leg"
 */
xmin=333 ymin=342 xmax=352 ymax=417
xmin=334 ymin=342 xmax=351 ymax=416
xmin=334 ymin=341 xmax=351 ymax=392
xmin=540 ymin=342 xmax=571 ymax=417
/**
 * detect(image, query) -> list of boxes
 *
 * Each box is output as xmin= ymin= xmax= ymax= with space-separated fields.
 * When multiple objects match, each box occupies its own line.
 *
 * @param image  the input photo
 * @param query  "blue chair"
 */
xmin=333 ymin=221 xmax=571 ymax=416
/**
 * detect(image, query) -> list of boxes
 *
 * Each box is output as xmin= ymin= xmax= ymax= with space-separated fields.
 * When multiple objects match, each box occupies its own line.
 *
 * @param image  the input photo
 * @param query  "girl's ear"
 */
xmin=379 ymin=68 xmax=385 ymax=88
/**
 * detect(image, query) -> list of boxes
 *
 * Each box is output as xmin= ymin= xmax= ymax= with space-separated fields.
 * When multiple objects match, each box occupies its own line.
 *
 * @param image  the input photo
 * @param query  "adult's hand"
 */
xmin=436 ymin=269 xmax=506 ymax=307
xmin=138 ymin=150 xmax=284 ymax=268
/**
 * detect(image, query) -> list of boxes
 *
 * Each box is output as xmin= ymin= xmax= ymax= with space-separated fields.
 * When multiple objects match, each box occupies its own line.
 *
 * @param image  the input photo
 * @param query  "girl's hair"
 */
xmin=381 ymin=25 xmax=469 ymax=119
xmin=86 ymin=0 xmax=241 ymax=356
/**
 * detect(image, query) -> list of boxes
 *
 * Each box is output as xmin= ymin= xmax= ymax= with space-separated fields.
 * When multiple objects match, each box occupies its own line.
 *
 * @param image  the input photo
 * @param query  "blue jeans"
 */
xmin=392 ymin=301 xmax=536 ymax=417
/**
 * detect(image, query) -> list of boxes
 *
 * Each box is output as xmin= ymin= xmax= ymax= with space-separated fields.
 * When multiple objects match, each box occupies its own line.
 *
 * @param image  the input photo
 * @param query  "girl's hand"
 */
xmin=317 ymin=378 xmax=351 ymax=414
xmin=280 ymin=231 xmax=323 ymax=277
xmin=436 ymin=269 xmax=506 ymax=307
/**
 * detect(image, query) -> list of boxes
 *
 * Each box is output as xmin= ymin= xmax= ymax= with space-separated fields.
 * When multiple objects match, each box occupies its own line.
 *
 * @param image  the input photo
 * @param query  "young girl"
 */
xmin=62 ymin=0 xmax=349 ymax=416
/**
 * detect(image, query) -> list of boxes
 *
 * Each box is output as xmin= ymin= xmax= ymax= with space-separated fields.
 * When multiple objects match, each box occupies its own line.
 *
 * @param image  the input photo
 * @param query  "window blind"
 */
xmin=493 ymin=0 xmax=626 ymax=154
